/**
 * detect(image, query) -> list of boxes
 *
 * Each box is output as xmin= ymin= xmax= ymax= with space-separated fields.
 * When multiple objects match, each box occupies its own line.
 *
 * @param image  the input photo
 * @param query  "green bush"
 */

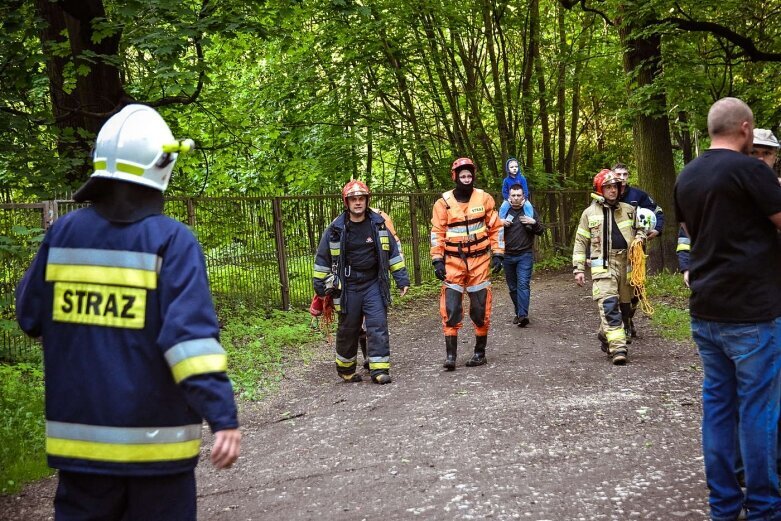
xmin=535 ymin=253 xmax=571 ymax=272
xmin=0 ymin=362 xmax=51 ymax=495
xmin=220 ymin=306 xmax=323 ymax=401
xmin=645 ymin=271 xmax=692 ymax=342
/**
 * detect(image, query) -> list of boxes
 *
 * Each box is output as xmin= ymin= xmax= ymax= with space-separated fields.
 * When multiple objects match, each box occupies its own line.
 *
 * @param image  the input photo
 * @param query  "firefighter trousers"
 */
xmin=591 ymin=251 xmax=632 ymax=355
xmin=439 ymin=252 xmax=493 ymax=337
xmin=54 ymin=470 xmax=196 ymax=521
xmin=335 ymin=277 xmax=390 ymax=377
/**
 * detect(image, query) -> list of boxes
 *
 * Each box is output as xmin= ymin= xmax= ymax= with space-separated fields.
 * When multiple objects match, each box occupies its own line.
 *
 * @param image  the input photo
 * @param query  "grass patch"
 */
xmin=0 ymin=362 xmax=51 ymax=495
xmin=394 ymin=280 xmax=441 ymax=306
xmin=644 ymin=271 xmax=692 ymax=342
xmin=220 ymin=306 xmax=325 ymax=401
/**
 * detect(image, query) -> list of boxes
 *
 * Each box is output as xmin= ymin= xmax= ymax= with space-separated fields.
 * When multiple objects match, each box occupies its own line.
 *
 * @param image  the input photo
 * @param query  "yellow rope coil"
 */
xmin=629 ymin=238 xmax=654 ymax=316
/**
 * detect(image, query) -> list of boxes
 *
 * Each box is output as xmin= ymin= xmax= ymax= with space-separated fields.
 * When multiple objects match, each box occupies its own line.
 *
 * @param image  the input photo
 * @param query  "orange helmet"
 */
xmin=342 ymin=179 xmax=370 ymax=206
xmin=592 ymin=168 xmax=622 ymax=196
xmin=450 ymin=157 xmax=476 ymax=181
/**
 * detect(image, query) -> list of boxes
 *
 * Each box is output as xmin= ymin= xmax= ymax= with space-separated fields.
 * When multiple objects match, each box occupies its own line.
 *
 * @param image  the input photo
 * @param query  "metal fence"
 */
xmin=0 ymin=190 xmax=589 ymax=360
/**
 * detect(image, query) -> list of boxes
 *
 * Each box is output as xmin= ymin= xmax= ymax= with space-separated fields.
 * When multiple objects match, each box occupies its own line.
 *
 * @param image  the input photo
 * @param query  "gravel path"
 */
xmin=0 ymin=270 xmax=709 ymax=520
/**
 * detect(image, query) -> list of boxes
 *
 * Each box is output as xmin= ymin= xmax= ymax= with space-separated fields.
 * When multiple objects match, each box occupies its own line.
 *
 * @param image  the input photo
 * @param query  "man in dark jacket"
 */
xmin=313 ymin=180 xmax=409 ymax=384
xmin=15 ymin=105 xmax=240 ymax=521
xmin=612 ymin=162 xmax=665 ymax=341
xmin=501 ymin=184 xmax=544 ymax=327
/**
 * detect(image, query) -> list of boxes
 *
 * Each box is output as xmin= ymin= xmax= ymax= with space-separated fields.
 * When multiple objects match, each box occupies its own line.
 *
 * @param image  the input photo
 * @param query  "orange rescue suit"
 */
xmin=430 ymin=189 xmax=504 ymax=336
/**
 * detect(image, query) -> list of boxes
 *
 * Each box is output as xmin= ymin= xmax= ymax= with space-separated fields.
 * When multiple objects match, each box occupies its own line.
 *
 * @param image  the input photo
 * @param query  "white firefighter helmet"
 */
xmin=636 ymin=207 xmax=657 ymax=232
xmin=74 ymin=104 xmax=194 ymax=201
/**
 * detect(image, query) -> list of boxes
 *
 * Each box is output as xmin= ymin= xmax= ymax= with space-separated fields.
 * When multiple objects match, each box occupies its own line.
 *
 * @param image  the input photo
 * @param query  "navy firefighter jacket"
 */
xmin=16 ymin=207 xmax=238 ymax=476
xmin=313 ymin=209 xmax=410 ymax=312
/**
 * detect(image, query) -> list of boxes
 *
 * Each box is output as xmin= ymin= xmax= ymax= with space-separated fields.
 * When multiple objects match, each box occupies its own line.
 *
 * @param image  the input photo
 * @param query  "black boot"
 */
xmin=443 ymin=336 xmax=458 ymax=371
xmin=465 ymin=335 xmax=487 ymax=367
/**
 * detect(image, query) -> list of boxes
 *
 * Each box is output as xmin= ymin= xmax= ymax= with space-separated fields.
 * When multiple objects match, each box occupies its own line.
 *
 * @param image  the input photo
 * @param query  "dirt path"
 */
xmin=1 ymin=270 xmax=709 ymax=520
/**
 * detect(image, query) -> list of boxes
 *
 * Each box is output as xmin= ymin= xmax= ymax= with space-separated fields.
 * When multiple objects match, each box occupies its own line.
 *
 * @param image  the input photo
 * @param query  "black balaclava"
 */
xmin=453 ymin=168 xmax=475 ymax=203
xmin=88 ymin=179 xmax=165 ymax=223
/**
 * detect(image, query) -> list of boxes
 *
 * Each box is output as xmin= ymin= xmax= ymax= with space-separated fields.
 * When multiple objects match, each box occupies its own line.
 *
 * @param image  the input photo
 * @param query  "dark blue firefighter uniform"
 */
xmin=16 ymin=206 xmax=238 ymax=520
xmin=313 ymin=210 xmax=410 ymax=378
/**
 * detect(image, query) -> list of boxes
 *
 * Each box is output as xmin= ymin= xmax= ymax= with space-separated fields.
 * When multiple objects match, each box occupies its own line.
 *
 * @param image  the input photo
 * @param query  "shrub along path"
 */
xmin=1 ymin=270 xmax=709 ymax=520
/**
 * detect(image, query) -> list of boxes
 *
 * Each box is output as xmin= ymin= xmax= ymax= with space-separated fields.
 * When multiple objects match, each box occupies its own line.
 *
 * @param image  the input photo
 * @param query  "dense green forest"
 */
xmin=2 ymin=0 xmax=781 ymax=264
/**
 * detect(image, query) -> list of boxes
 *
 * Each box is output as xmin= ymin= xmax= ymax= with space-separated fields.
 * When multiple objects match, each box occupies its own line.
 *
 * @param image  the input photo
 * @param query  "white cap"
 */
xmin=753 ymin=128 xmax=779 ymax=148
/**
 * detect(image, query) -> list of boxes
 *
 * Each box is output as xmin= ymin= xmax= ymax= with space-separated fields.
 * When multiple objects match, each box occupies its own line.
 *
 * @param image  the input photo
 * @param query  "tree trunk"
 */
xmin=531 ymin=0 xmax=552 ymax=178
xmin=555 ymin=4 xmax=566 ymax=179
xmin=618 ymin=13 xmax=678 ymax=271
xmin=521 ymin=6 xmax=535 ymax=172
xmin=36 ymin=0 xmax=127 ymax=187
xmin=481 ymin=0 xmax=509 ymax=164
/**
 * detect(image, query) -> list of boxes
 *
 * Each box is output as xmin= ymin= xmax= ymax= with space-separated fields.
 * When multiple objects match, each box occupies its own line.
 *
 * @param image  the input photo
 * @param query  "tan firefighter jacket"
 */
xmin=572 ymin=195 xmax=645 ymax=278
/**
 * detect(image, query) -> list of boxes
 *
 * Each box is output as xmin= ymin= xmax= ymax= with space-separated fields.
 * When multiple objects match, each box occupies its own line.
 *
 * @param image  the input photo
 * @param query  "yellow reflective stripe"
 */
xmin=591 ymin=267 xmax=608 ymax=274
xmin=93 ymin=160 xmax=107 ymax=171
xmin=335 ymin=357 xmax=354 ymax=368
xmin=47 ymin=437 xmax=200 ymax=463
xmin=446 ymin=225 xmax=486 ymax=238
xmin=171 ymin=354 xmax=227 ymax=383
xmin=330 ymin=249 xmax=340 ymax=257
xmin=676 ymin=244 xmax=690 ymax=252
xmin=46 ymin=264 xmax=157 ymax=289
xmin=115 ymin=161 xmax=145 ymax=176
xmin=577 ymin=227 xmax=591 ymax=238
xmin=369 ymin=362 xmax=390 ymax=370
xmin=573 ymin=254 xmax=586 ymax=262
xmin=606 ymin=329 xmax=626 ymax=342
xmin=313 ymin=271 xmax=328 ymax=279
xmin=618 ymin=221 xmax=632 ymax=230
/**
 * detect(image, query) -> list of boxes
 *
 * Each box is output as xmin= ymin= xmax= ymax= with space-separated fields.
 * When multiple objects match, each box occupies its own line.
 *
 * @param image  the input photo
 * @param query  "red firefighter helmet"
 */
xmin=592 ymin=168 xmax=622 ymax=196
xmin=342 ymin=179 xmax=370 ymax=206
xmin=450 ymin=157 xmax=476 ymax=181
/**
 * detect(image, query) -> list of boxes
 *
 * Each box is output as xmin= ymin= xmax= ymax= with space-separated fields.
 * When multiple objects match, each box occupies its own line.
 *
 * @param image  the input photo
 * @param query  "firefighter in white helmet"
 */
xmin=16 ymin=104 xmax=240 ymax=520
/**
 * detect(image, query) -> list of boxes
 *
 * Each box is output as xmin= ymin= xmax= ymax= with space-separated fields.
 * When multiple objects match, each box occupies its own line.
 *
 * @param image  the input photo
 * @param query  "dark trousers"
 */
xmin=335 ymin=277 xmax=389 ymax=376
xmin=503 ymin=251 xmax=533 ymax=318
xmin=54 ymin=470 xmax=196 ymax=521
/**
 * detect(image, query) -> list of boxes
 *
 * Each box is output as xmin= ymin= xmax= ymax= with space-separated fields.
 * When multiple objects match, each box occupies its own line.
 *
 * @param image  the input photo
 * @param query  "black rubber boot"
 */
xmin=465 ymin=335 xmax=487 ymax=367
xmin=443 ymin=336 xmax=458 ymax=371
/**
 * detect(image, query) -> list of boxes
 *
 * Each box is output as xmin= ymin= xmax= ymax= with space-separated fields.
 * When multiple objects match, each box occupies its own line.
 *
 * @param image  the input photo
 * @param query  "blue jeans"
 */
xmin=692 ymin=317 xmax=781 ymax=521
xmin=503 ymin=251 xmax=533 ymax=318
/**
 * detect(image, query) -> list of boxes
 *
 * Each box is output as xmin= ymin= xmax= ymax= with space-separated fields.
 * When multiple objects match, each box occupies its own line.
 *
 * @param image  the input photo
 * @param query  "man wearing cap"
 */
xmin=751 ymin=128 xmax=780 ymax=178
xmin=15 ymin=104 xmax=241 ymax=520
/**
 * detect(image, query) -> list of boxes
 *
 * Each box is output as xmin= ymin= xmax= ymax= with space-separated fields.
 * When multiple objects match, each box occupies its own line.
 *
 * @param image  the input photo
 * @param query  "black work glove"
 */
xmin=491 ymin=254 xmax=504 ymax=274
xmin=433 ymin=260 xmax=446 ymax=281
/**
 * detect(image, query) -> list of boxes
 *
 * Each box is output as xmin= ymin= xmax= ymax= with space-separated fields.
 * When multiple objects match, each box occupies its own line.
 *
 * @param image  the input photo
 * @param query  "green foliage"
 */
xmin=0 ymin=362 xmax=51 ymax=495
xmin=645 ymin=271 xmax=692 ymax=342
xmin=535 ymin=253 xmax=571 ymax=272
xmin=219 ymin=305 xmax=323 ymax=401
xmin=1 ymin=226 xmax=45 ymax=361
